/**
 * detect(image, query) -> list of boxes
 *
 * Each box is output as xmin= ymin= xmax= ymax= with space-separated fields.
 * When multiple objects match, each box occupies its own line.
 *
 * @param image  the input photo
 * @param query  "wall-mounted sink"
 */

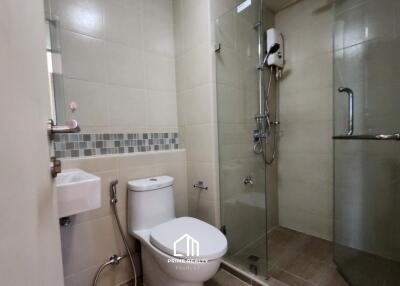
xmin=56 ymin=169 xmax=101 ymax=218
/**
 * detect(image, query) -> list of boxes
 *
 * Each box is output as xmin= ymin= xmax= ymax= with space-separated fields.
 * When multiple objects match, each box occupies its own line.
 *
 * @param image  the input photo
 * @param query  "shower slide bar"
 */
xmin=333 ymin=133 xmax=400 ymax=140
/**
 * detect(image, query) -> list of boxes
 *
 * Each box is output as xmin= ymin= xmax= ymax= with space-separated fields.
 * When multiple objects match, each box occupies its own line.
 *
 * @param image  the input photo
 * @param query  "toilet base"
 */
xmin=142 ymin=246 xmax=203 ymax=286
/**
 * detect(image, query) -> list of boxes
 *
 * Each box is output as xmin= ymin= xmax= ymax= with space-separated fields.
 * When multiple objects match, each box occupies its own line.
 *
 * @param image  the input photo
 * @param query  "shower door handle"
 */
xmin=338 ymin=87 xmax=354 ymax=135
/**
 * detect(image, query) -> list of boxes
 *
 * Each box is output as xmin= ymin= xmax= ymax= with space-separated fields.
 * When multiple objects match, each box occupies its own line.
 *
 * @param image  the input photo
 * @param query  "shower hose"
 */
xmin=92 ymin=180 xmax=137 ymax=286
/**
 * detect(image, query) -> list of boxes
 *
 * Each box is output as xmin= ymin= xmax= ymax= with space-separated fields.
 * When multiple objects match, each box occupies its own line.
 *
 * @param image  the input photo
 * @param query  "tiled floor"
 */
xmin=229 ymin=227 xmax=349 ymax=286
xmin=126 ymin=227 xmax=349 ymax=286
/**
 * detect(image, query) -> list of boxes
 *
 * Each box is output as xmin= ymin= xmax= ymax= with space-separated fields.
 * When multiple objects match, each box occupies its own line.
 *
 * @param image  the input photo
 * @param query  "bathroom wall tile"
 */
xmin=146 ymin=90 xmax=178 ymax=128
xmin=153 ymin=148 xmax=186 ymax=165
xmin=176 ymin=92 xmax=187 ymax=126
xmin=175 ymin=56 xmax=185 ymax=92
xmin=298 ymin=53 xmax=333 ymax=90
xmin=61 ymin=30 xmax=106 ymax=82
xmin=143 ymin=6 xmax=175 ymax=58
xmin=144 ymin=53 xmax=176 ymax=92
xmin=174 ymin=0 xmax=220 ymax=228
xmin=143 ymin=0 xmax=173 ymax=24
xmin=63 ymin=78 xmax=109 ymax=127
xmin=278 ymin=152 xmax=333 ymax=186
xmin=187 ymin=162 xmax=218 ymax=202
xmin=172 ymin=0 xmax=184 ymax=57
xmin=279 ymin=120 xmax=333 ymax=155
xmin=104 ymin=0 xmax=143 ymax=49
xmin=215 ymin=46 xmax=242 ymax=88
xmin=61 ymin=215 xmax=125 ymax=276
xmin=186 ymin=124 xmax=217 ymax=163
xmin=188 ymin=194 xmax=217 ymax=226
xmin=216 ymin=84 xmax=247 ymax=124
xmin=64 ymin=256 xmax=139 ymax=286
xmin=182 ymin=43 xmax=212 ymax=89
xmin=104 ymin=42 xmax=144 ymax=88
xmin=61 ymin=155 xmax=118 ymax=172
xmin=181 ymin=0 xmax=211 ymax=52
xmin=276 ymin=0 xmax=334 ymax=240
xmin=279 ymin=87 xmax=332 ymax=124
xmin=116 ymin=152 xmax=156 ymax=170
xmin=182 ymin=84 xmax=214 ymax=125
xmin=279 ymin=179 xmax=333 ymax=218
xmin=106 ymin=85 xmax=146 ymax=129
xmin=53 ymin=0 xmax=105 ymax=38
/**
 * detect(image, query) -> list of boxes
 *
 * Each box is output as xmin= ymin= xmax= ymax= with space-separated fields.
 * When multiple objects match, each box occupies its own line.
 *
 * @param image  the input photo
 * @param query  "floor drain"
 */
xmin=247 ymin=254 xmax=260 ymax=262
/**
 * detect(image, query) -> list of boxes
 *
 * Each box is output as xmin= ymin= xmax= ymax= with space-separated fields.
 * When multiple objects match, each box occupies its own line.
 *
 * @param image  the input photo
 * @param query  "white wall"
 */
xmin=52 ymin=0 xmax=178 ymax=133
xmin=275 ymin=0 xmax=334 ymax=240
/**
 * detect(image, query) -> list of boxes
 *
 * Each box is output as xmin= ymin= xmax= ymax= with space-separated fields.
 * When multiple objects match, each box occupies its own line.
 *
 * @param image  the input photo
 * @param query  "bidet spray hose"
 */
xmin=92 ymin=181 xmax=137 ymax=286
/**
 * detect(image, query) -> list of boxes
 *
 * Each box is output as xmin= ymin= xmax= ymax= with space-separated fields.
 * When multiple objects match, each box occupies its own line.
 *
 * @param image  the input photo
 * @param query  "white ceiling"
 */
xmin=264 ymin=0 xmax=301 ymax=12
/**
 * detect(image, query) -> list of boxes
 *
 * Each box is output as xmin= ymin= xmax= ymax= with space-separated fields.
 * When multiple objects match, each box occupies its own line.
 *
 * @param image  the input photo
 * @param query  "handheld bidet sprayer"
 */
xmin=110 ymin=180 xmax=118 ymax=205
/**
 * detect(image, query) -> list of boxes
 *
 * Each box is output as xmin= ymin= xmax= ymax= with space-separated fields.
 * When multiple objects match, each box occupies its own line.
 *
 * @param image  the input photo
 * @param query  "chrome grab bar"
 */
xmin=338 ymin=87 xmax=354 ymax=135
xmin=48 ymin=119 xmax=81 ymax=139
xmin=333 ymin=133 xmax=400 ymax=140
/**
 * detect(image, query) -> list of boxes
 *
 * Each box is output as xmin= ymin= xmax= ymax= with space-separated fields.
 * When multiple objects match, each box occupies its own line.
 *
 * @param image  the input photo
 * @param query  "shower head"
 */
xmin=268 ymin=43 xmax=280 ymax=55
xmin=262 ymin=43 xmax=280 ymax=69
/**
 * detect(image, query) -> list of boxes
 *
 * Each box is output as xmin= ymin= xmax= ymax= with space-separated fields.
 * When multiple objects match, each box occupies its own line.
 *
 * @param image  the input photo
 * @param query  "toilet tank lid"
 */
xmin=128 ymin=176 xmax=174 ymax=191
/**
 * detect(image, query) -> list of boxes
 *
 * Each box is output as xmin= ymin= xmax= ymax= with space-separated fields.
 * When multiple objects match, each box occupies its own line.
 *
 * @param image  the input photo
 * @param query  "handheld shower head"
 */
xmin=268 ymin=43 xmax=280 ymax=55
xmin=262 ymin=43 xmax=280 ymax=68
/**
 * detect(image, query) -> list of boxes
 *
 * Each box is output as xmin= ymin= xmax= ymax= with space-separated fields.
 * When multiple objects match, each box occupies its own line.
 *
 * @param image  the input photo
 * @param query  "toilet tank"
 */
xmin=128 ymin=176 xmax=175 ymax=233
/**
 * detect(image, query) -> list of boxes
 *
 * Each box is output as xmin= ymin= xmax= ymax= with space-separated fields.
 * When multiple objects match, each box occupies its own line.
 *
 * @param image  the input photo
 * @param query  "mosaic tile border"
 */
xmin=54 ymin=132 xmax=179 ymax=158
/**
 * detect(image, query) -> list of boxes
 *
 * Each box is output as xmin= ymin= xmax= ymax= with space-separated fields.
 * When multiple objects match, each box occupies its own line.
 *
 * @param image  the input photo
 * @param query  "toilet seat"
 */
xmin=150 ymin=217 xmax=227 ymax=260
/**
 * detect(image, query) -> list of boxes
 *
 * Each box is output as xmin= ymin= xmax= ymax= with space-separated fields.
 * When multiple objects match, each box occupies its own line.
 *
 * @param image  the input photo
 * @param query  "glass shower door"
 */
xmin=215 ymin=0 xmax=268 ymax=278
xmin=334 ymin=0 xmax=400 ymax=285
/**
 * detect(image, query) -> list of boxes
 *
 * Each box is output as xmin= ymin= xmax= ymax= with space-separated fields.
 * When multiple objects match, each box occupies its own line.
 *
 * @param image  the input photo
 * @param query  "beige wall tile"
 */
xmin=104 ymin=42 xmax=144 ymax=88
xmin=276 ymin=0 xmax=334 ymax=240
xmin=104 ymin=0 xmax=143 ymax=49
xmin=106 ymin=85 xmax=147 ymax=129
xmin=61 ymin=30 xmax=106 ymax=82
xmin=53 ymin=0 xmax=105 ymax=38
xmin=144 ymin=53 xmax=176 ymax=91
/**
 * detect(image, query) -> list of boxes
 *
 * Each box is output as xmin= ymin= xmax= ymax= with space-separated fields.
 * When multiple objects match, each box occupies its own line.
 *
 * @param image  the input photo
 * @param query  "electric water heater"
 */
xmin=266 ymin=28 xmax=284 ymax=68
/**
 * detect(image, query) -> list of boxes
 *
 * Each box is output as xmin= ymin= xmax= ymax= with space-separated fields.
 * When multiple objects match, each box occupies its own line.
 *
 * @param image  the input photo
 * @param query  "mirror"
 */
xmin=43 ymin=0 xmax=179 ymax=158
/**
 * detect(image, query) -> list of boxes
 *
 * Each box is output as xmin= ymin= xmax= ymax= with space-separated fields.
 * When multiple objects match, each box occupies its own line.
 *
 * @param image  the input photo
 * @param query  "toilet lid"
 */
xmin=150 ymin=217 xmax=227 ymax=260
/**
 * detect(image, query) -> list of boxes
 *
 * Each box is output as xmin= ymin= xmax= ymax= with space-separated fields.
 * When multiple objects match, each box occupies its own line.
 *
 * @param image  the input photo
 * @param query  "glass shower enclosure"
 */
xmin=333 ymin=0 xmax=400 ymax=285
xmin=215 ymin=0 xmax=269 ymax=279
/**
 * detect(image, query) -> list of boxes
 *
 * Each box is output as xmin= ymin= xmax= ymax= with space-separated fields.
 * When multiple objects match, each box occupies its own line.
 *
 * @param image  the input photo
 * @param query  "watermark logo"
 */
xmin=174 ymin=234 xmax=199 ymax=257
xmin=168 ymin=234 xmax=208 ymax=267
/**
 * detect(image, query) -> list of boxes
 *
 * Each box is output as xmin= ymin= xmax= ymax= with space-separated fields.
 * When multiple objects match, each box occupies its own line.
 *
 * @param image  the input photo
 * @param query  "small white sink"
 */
xmin=56 ymin=169 xmax=101 ymax=218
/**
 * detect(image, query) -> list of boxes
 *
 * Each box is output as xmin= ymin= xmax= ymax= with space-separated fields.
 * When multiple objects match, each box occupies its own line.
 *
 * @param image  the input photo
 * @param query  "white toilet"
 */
xmin=127 ymin=176 xmax=227 ymax=286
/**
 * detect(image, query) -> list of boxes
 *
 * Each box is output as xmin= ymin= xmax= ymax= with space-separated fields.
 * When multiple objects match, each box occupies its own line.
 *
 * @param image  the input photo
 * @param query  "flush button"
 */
xmin=149 ymin=178 xmax=157 ymax=181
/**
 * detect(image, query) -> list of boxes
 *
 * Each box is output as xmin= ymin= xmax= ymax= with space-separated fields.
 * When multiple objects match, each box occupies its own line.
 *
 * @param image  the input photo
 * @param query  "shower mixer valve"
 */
xmin=253 ymin=129 xmax=265 ymax=141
